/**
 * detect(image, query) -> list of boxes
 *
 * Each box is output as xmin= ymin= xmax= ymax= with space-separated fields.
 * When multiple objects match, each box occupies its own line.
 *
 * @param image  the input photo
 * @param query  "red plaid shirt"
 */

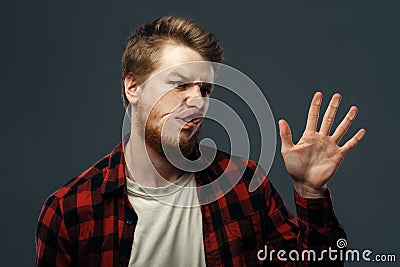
xmin=36 ymin=142 xmax=346 ymax=266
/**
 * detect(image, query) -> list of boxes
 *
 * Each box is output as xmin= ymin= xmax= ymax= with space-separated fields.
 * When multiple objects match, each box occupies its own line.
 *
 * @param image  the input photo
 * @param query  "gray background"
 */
xmin=1 ymin=1 xmax=399 ymax=266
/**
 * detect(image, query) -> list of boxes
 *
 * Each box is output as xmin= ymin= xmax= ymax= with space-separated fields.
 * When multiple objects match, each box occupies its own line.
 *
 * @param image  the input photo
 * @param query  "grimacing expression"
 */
xmin=131 ymin=45 xmax=215 ymax=157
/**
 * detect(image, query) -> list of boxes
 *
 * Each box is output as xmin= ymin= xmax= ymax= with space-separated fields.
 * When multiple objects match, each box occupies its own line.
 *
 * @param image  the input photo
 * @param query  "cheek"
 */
xmin=156 ymin=92 xmax=185 ymax=112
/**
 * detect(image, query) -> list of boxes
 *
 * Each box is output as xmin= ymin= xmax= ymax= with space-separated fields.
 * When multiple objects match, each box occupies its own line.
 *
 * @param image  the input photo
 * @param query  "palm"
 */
xmin=279 ymin=92 xmax=366 ymax=191
xmin=282 ymin=131 xmax=343 ymax=189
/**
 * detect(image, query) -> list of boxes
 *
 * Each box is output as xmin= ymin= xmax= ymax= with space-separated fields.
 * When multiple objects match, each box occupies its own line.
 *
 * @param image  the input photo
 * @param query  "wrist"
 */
xmin=293 ymin=182 xmax=327 ymax=199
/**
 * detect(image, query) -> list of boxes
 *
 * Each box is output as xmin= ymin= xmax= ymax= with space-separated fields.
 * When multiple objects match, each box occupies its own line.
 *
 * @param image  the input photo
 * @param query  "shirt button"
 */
xmin=126 ymin=219 xmax=134 ymax=225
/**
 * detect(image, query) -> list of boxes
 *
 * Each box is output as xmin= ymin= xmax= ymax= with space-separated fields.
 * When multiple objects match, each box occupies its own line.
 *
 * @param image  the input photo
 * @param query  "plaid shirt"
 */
xmin=36 ymin=142 xmax=346 ymax=267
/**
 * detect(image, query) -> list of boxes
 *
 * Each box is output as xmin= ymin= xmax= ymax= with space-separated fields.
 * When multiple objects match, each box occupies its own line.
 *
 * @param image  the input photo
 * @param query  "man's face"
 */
xmin=132 ymin=44 xmax=214 ymax=157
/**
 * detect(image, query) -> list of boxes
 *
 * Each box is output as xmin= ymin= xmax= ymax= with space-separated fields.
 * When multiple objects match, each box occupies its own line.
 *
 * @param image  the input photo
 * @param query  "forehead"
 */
xmin=154 ymin=44 xmax=215 ymax=82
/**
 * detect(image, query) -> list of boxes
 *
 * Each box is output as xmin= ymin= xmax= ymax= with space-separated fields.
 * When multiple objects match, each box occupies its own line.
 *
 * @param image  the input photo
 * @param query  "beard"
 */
xmin=135 ymin=102 xmax=202 ymax=159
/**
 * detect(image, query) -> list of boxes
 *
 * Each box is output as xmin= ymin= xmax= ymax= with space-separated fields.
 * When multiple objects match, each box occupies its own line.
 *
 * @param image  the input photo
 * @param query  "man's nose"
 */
xmin=185 ymin=83 xmax=206 ymax=109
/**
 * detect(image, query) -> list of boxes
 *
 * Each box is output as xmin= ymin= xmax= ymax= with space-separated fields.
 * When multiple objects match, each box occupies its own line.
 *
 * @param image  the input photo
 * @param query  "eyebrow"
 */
xmin=168 ymin=71 xmax=191 ymax=81
xmin=167 ymin=71 xmax=214 ymax=84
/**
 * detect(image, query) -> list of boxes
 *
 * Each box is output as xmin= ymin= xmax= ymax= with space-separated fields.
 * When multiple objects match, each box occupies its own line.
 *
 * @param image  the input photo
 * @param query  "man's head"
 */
xmin=121 ymin=16 xmax=224 ymax=108
xmin=121 ymin=16 xmax=224 ymax=157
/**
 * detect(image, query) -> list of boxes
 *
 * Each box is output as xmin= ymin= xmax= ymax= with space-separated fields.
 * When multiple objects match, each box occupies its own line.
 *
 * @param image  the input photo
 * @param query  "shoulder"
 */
xmin=206 ymin=147 xmax=269 ymax=186
xmin=199 ymin=147 xmax=272 ymax=207
xmin=41 ymin=143 xmax=123 ymax=215
xmin=54 ymin=156 xmax=109 ymax=202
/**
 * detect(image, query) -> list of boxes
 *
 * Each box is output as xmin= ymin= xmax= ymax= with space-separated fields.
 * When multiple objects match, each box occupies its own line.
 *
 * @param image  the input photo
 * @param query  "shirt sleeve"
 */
xmin=35 ymin=195 xmax=73 ymax=267
xmin=262 ymin=178 xmax=346 ymax=266
xmin=294 ymin=189 xmax=347 ymax=265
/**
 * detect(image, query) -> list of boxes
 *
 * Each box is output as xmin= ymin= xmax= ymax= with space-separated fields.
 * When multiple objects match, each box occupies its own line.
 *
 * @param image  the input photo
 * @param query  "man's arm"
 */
xmin=294 ymin=189 xmax=347 ymax=266
xmin=261 ymin=92 xmax=364 ymax=265
xmin=35 ymin=195 xmax=73 ymax=267
xmin=260 ymin=174 xmax=346 ymax=266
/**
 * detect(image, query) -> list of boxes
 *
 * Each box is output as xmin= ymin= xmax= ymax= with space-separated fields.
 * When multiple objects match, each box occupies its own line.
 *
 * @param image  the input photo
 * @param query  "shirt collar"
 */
xmin=100 ymin=142 xmax=126 ymax=196
xmin=99 ymin=141 xmax=222 ymax=196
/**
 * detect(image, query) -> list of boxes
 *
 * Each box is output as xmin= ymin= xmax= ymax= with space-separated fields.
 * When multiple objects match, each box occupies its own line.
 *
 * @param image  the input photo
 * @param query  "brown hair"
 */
xmin=120 ymin=16 xmax=224 ymax=108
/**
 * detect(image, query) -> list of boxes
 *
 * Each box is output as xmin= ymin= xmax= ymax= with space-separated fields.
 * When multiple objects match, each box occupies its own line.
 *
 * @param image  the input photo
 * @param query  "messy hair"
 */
xmin=120 ymin=16 xmax=224 ymax=107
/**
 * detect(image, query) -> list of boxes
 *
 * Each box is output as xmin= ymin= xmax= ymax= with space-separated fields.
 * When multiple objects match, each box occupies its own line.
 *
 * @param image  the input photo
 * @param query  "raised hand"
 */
xmin=279 ymin=92 xmax=366 ymax=198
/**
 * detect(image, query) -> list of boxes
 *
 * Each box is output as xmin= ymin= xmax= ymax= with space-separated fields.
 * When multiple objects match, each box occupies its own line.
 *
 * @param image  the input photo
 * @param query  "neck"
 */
xmin=124 ymin=133 xmax=184 ymax=187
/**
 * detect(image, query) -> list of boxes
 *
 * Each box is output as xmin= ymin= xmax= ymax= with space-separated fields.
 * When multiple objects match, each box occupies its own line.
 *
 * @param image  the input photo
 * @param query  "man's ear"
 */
xmin=124 ymin=75 xmax=141 ymax=105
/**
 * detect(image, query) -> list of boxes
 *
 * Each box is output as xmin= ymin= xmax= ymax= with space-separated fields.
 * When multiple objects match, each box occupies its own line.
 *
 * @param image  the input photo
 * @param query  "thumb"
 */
xmin=279 ymin=119 xmax=294 ymax=150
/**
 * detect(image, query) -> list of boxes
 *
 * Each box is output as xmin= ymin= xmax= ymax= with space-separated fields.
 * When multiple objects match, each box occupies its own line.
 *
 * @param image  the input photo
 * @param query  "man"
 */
xmin=35 ymin=16 xmax=366 ymax=266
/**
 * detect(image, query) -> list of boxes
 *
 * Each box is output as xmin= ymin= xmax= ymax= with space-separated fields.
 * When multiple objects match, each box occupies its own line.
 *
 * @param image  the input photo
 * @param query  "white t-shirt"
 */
xmin=126 ymin=172 xmax=206 ymax=267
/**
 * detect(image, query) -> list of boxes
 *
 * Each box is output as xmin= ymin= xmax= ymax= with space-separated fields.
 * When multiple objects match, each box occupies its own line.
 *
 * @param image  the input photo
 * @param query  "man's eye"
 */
xmin=174 ymin=82 xmax=188 ymax=89
xmin=200 ymin=86 xmax=211 ymax=96
xmin=173 ymin=82 xmax=212 ymax=96
xmin=200 ymin=83 xmax=213 ymax=96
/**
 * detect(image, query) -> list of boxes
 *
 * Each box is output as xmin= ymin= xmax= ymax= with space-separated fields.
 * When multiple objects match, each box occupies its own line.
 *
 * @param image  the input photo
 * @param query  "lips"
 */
xmin=175 ymin=110 xmax=204 ymax=127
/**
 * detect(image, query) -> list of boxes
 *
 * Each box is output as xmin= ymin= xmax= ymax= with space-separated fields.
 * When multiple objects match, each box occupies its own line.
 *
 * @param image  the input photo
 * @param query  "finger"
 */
xmin=340 ymin=128 xmax=366 ymax=155
xmin=319 ymin=93 xmax=342 ymax=135
xmin=279 ymin=119 xmax=294 ymax=150
xmin=305 ymin=92 xmax=323 ymax=132
xmin=331 ymin=106 xmax=359 ymax=143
